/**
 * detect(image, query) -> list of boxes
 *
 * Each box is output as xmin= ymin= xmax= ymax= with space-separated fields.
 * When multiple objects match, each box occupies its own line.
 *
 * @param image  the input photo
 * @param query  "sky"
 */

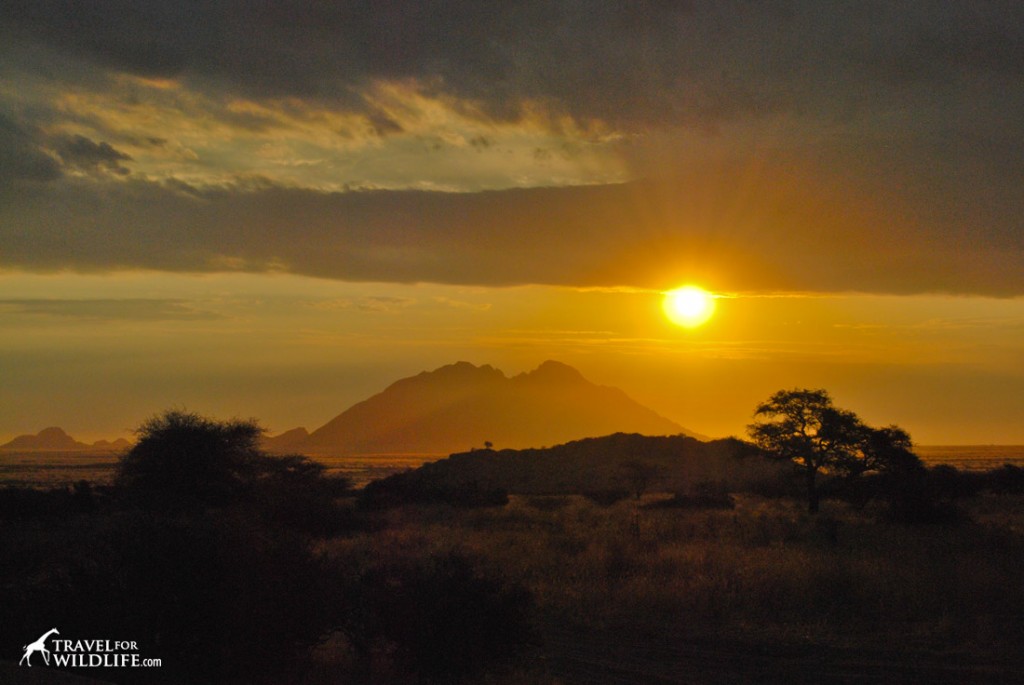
xmin=1 ymin=1 xmax=1022 ymax=444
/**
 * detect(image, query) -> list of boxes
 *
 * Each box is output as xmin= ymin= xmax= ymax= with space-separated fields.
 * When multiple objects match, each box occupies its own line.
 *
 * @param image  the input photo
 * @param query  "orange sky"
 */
xmin=2 ymin=271 xmax=1022 ymax=444
xmin=1 ymin=3 xmax=1022 ymax=444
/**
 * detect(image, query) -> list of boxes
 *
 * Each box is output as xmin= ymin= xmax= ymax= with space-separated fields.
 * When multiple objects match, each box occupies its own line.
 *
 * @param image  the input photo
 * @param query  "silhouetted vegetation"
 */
xmin=620 ymin=458 xmax=665 ymax=500
xmin=987 ymin=463 xmax=1024 ymax=494
xmin=113 ymin=409 xmax=355 ymax=538
xmin=5 ymin=406 xmax=1024 ymax=683
xmin=116 ymin=409 xmax=265 ymax=507
xmin=642 ymin=488 xmax=735 ymax=511
xmin=524 ymin=495 xmax=573 ymax=511
xmin=0 ymin=480 xmax=103 ymax=520
xmin=749 ymin=389 xmax=923 ymax=513
xmin=362 ymin=433 xmax=783 ymax=501
xmin=358 ymin=471 xmax=509 ymax=510
xmin=581 ymin=487 xmax=631 ymax=506
xmin=340 ymin=552 xmax=536 ymax=683
xmin=247 ymin=454 xmax=358 ymax=536
xmin=0 ymin=411 xmax=362 ymax=683
xmin=116 ymin=410 xmax=351 ymax=512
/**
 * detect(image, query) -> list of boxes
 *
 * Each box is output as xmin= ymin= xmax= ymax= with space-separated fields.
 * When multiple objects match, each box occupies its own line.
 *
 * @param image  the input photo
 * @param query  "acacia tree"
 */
xmin=747 ymin=389 xmax=919 ymax=513
xmin=116 ymin=409 xmax=348 ymax=510
xmin=856 ymin=425 xmax=921 ymax=476
xmin=620 ymin=459 xmax=664 ymax=501
xmin=117 ymin=410 xmax=264 ymax=506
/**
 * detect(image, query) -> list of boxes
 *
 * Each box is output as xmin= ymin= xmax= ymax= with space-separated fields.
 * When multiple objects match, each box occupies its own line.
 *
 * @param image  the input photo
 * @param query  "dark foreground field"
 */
xmin=310 ymin=493 xmax=1024 ymax=684
xmin=4 ymin=412 xmax=1024 ymax=685
xmin=6 ymin=487 xmax=1023 ymax=684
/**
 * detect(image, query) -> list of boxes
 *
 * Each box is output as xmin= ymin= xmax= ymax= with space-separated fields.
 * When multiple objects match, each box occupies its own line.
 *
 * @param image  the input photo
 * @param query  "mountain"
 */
xmin=1 ymin=427 xmax=90 ymax=451
xmin=261 ymin=427 xmax=310 ymax=454
xmin=0 ymin=428 xmax=131 ymax=452
xmin=298 ymin=360 xmax=692 ymax=456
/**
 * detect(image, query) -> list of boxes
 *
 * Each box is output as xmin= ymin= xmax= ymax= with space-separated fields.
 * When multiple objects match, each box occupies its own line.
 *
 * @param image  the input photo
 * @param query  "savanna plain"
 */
xmin=2 ymin=425 xmax=1024 ymax=685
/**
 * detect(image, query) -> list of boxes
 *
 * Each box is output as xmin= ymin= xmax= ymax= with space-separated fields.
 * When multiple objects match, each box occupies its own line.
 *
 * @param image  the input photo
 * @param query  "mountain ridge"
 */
xmin=272 ymin=360 xmax=696 ymax=456
xmin=0 ymin=427 xmax=131 ymax=452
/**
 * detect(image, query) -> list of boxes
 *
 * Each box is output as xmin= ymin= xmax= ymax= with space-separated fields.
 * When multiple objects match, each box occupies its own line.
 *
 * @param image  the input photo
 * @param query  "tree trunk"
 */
xmin=806 ymin=466 xmax=820 ymax=514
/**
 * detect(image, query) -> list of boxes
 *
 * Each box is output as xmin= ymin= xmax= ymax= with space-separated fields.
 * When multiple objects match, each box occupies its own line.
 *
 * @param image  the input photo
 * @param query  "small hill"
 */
xmin=360 ymin=433 xmax=792 ymax=502
xmin=300 ymin=361 xmax=692 ymax=455
xmin=1 ymin=427 xmax=90 ymax=451
xmin=262 ymin=427 xmax=311 ymax=454
xmin=1 ymin=429 xmax=131 ymax=452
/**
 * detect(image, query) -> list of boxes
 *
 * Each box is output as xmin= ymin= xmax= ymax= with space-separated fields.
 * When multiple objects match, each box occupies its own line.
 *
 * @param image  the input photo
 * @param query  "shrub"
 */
xmin=927 ymin=464 xmax=984 ymax=500
xmin=0 ymin=486 xmax=72 ymax=520
xmin=116 ymin=411 xmax=355 ymax=534
xmin=881 ymin=472 xmax=969 ymax=525
xmin=524 ymin=495 xmax=572 ymax=511
xmin=358 ymin=472 xmax=507 ymax=510
xmin=581 ymin=488 xmax=630 ymax=507
xmin=642 ymin=491 xmax=735 ymax=510
xmin=986 ymin=464 xmax=1024 ymax=494
xmin=0 ymin=512 xmax=339 ymax=684
xmin=116 ymin=410 xmax=265 ymax=508
xmin=249 ymin=455 xmax=355 ymax=536
xmin=342 ymin=552 xmax=536 ymax=683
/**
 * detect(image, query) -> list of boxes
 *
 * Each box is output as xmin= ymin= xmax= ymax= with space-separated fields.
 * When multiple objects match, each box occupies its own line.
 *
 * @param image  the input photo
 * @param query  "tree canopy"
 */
xmin=748 ymin=389 xmax=922 ymax=513
xmin=116 ymin=409 xmax=347 ymax=510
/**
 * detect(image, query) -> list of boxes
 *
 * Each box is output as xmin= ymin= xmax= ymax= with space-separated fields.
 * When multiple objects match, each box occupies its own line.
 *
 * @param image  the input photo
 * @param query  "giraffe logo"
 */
xmin=19 ymin=628 xmax=59 ymax=667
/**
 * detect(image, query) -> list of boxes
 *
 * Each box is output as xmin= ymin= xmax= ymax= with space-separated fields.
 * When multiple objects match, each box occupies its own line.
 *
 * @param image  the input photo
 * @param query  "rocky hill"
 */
xmin=282 ymin=360 xmax=691 ymax=456
xmin=0 ymin=427 xmax=130 ymax=452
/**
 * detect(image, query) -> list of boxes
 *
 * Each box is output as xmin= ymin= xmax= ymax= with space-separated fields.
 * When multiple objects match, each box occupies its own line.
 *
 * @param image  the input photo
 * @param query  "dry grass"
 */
xmin=6 ymin=486 xmax=1022 ymax=683
xmin=323 ymin=493 xmax=1024 ymax=656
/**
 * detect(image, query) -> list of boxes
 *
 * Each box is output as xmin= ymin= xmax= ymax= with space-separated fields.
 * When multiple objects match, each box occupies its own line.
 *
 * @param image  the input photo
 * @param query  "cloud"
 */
xmin=358 ymin=296 xmax=416 ymax=312
xmin=434 ymin=297 xmax=492 ymax=312
xmin=0 ymin=112 xmax=62 ymax=182
xmin=0 ymin=298 xmax=220 ymax=321
xmin=1 ymin=2 xmax=1021 ymax=296
xmin=3 ymin=2 xmax=1021 ymax=129
xmin=1 ymin=170 xmax=1021 ymax=296
xmin=305 ymin=296 xmax=416 ymax=312
xmin=54 ymin=134 xmax=133 ymax=175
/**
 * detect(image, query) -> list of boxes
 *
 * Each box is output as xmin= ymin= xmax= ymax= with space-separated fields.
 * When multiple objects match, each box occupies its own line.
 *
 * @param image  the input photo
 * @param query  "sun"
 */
xmin=662 ymin=285 xmax=716 ymax=328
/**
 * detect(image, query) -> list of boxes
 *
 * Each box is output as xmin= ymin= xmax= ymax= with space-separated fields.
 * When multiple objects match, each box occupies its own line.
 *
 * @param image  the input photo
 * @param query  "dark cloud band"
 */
xmin=1 ymin=2 xmax=1022 ymax=296
xmin=2 ymin=173 xmax=1020 ymax=296
xmin=4 ymin=1 xmax=1022 ymax=127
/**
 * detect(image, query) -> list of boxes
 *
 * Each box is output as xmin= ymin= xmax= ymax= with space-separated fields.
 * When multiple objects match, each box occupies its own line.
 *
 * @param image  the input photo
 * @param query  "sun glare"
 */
xmin=663 ymin=285 xmax=716 ymax=328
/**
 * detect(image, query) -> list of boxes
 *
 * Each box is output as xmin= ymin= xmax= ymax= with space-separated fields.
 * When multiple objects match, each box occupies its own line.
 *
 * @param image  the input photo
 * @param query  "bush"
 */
xmin=116 ymin=410 xmax=267 ymax=508
xmin=0 ymin=512 xmax=340 ymax=684
xmin=249 ymin=455 xmax=355 ymax=536
xmin=642 ymin=491 xmax=735 ymax=510
xmin=926 ymin=464 xmax=984 ymax=500
xmin=882 ymin=468 xmax=970 ymax=525
xmin=524 ymin=495 xmax=572 ymax=511
xmin=115 ymin=411 xmax=356 ymax=535
xmin=0 ymin=486 xmax=69 ymax=520
xmin=884 ymin=496 xmax=968 ymax=525
xmin=739 ymin=467 xmax=804 ymax=500
xmin=358 ymin=472 xmax=508 ymax=510
xmin=342 ymin=552 xmax=536 ymax=683
xmin=986 ymin=464 xmax=1024 ymax=494
xmin=0 ymin=481 xmax=106 ymax=521
xmin=581 ymin=488 xmax=630 ymax=507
